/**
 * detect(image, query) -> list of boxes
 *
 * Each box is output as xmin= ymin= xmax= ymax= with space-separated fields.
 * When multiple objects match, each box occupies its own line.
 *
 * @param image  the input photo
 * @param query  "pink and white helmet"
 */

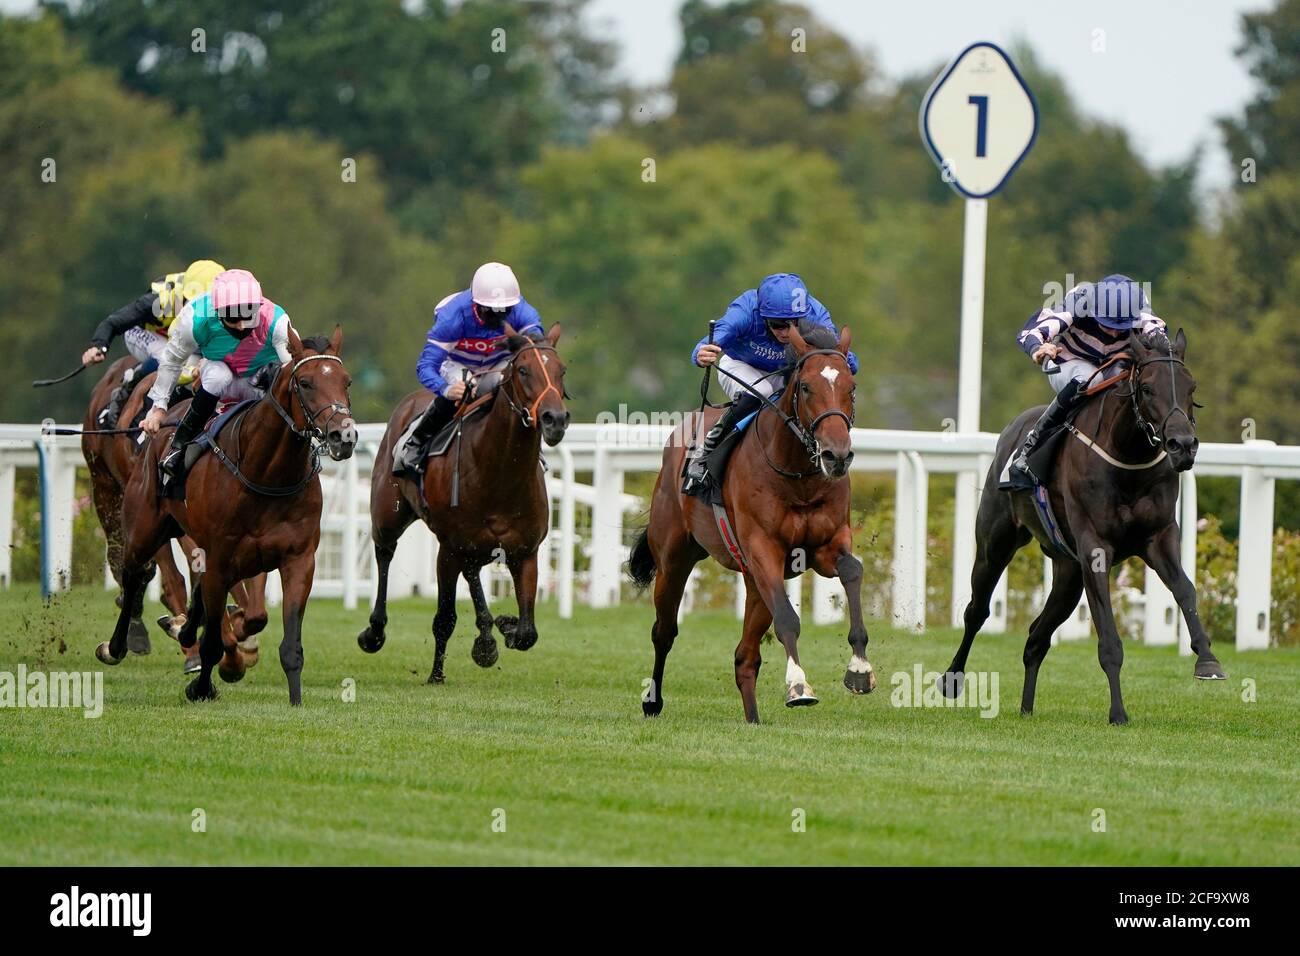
xmin=210 ymin=269 xmax=263 ymax=328
xmin=471 ymin=262 xmax=521 ymax=310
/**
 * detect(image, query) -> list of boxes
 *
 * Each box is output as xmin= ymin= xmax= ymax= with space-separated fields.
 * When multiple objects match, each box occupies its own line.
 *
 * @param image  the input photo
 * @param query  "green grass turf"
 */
xmin=1 ymin=585 xmax=1296 ymax=866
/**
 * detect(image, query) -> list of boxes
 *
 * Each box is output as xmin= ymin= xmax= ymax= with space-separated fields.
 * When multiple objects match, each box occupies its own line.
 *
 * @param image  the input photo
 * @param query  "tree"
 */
xmin=1219 ymin=0 xmax=1300 ymax=179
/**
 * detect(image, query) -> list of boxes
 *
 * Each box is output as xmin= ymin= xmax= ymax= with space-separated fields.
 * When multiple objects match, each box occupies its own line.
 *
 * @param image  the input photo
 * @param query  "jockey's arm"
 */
xmin=1137 ymin=311 xmax=1167 ymax=338
xmin=84 ymin=291 xmax=158 ymax=364
xmin=272 ymin=316 xmax=294 ymax=364
xmin=692 ymin=300 xmax=747 ymax=366
xmin=145 ymin=307 xmax=200 ymax=412
xmin=1017 ymin=307 xmax=1072 ymax=361
xmin=416 ymin=319 xmax=455 ymax=397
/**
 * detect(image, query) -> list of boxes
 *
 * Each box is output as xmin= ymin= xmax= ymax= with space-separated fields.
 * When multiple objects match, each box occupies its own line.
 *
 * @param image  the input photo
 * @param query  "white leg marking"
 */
xmin=847 ymin=654 xmax=872 ymax=674
xmin=786 ymin=659 xmax=807 ymax=685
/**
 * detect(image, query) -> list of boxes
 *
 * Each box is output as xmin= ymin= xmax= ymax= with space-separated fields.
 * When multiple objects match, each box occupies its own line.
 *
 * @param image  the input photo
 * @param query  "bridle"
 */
xmin=499 ymin=340 xmax=564 ymax=429
xmin=212 ymin=353 xmax=353 ymax=497
xmin=714 ymin=348 xmax=855 ymax=479
xmin=1122 ymin=353 xmax=1196 ymax=449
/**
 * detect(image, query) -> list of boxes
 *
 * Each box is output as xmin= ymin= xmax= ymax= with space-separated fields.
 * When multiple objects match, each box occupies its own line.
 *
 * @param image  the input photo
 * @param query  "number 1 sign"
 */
xmin=920 ymin=42 xmax=1038 ymax=198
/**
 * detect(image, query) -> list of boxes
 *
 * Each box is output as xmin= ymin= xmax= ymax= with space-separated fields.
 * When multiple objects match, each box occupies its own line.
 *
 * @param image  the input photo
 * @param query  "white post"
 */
xmin=0 ymin=463 xmax=15 ymax=588
xmin=556 ymin=445 xmax=575 ymax=619
xmin=951 ymin=198 xmax=987 ymax=628
xmin=39 ymin=428 xmax=76 ymax=594
xmin=1178 ymin=471 xmax=1197 ymax=657
xmin=891 ymin=451 xmax=927 ymax=632
xmin=812 ymin=572 xmax=843 ymax=625
xmin=341 ymin=452 xmax=359 ymax=610
xmin=987 ymin=568 xmax=1008 ymax=634
xmin=589 ymin=446 xmax=623 ymax=608
xmin=1236 ymin=443 xmax=1275 ymax=650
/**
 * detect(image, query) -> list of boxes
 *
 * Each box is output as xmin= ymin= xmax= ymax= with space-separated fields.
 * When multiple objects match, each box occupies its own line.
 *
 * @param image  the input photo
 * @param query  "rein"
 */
xmin=210 ymin=353 xmax=349 ymax=497
xmin=499 ymin=341 xmax=561 ymax=429
xmin=713 ymin=349 xmax=854 ymax=480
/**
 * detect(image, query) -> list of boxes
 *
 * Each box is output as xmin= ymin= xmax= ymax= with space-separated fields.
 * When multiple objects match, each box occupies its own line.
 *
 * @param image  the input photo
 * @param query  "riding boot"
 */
xmin=159 ymin=388 xmax=220 ymax=497
xmin=394 ymin=395 xmax=458 ymax=478
xmin=1002 ymin=378 xmax=1086 ymax=490
xmin=683 ymin=391 xmax=763 ymax=494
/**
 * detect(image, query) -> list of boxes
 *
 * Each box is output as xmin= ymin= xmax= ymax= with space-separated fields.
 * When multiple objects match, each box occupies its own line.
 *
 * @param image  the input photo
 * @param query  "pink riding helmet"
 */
xmin=210 ymin=269 xmax=263 ymax=328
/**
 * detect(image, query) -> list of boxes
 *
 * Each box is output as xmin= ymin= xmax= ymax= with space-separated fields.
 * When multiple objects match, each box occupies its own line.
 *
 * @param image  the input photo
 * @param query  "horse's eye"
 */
xmin=1140 ymin=384 xmax=1152 ymax=395
xmin=801 ymin=382 xmax=811 ymax=393
xmin=519 ymin=367 xmax=530 ymax=377
xmin=300 ymin=379 xmax=314 ymax=390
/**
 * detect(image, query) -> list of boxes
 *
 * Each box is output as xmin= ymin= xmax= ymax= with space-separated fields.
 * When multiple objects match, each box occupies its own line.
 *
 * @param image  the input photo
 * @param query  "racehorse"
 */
xmin=627 ymin=322 xmax=872 ymax=724
xmin=82 ymin=360 xmax=268 ymax=670
xmin=941 ymin=329 xmax=1225 ymax=724
xmin=96 ymin=328 xmax=356 ymax=704
xmin=358 ymin=325 xmax=569 ymax=683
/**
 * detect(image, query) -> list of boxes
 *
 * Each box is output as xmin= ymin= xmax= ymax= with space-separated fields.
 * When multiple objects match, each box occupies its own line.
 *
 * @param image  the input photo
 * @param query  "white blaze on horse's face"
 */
xmin=820 ymin=366 xmax=840 ymax=387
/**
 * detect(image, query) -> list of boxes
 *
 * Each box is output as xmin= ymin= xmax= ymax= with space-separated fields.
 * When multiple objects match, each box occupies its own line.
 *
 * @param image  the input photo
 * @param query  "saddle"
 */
xmin=393 ymin=376 xmax=502 ymax=473
xmin=164 ymin=399 xmax=259 ymax=497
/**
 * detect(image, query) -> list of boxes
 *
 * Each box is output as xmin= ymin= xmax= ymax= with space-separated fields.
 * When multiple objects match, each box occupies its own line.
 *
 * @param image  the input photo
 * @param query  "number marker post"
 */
xmin=920 ymin=42 xmax=1038 ymax=627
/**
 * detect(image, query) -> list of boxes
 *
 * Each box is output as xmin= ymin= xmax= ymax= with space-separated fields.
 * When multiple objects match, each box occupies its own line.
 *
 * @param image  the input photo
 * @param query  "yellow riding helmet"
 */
xmin=179 ymin=259 xmax=227 ymax=304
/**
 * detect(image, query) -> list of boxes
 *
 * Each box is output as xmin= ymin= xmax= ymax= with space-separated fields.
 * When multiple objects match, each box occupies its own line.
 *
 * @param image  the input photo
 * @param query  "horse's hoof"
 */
xmin=495 ymin=614 xmax=519 ymax=642
xmin=938 ymin=671 xmax=964 ymax=698
xmin=1109 ymin=709 xmax=1130 ymax=726
xmin=238 ymin=637 xmax=260 ymax=668
xmin=510 ymin=630 xmax=538 ymax=652
xmin=785 ymin=683 xmax=819 ymax=707
xmin=843 ymin=666 xmax=876 ymax=695
xmin=218 ymin=662 xmax=246 ymax=684
xmin=1195 ymin=660 xmax=1227 ymax=680
xmin=357 ymin=626 xmax=385 ymax=654
xmin=182 ymin=650 xmax=201 ymax=675
xmin=127 ymin=619 xmax=151 ymax=655
xmin=471 ymin=636 xmax=499 ymax=668
xmin=155 ymin=613 xmax=185 ymax=642
xmin=642 ymin=697 xmax=663 ymax=717
xmin=95 ymin=642 xmax=124 ymax=666
xmin=184 ymin=678 xmax=217 ymax=702
xmin=427 ymin=672 xmax=445 ymax=685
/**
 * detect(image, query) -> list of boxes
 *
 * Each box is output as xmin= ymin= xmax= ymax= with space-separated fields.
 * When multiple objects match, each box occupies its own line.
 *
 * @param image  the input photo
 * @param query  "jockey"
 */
xmin=1001 ymin=274 xmax=1168 ymax=490
xmin=84 ymin=260 xmax=226 ymax=426
xmin=682 ymin=272 xmax=859 ymax=493
xmin=393 ymin=261 xmax=543 ymax=477
xmin=141 ymin=269 xmax=295 ymax=494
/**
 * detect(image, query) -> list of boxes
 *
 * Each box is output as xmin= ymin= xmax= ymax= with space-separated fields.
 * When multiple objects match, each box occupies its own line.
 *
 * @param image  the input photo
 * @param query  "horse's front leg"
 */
xmin=815 ymin=538 xmax=875 ymax=695
xmin=502 ymin=550 xmax=539 ymax=652
xmin=748 ymin=539 xmax=815 ymax=707
xmin=1144 ymin=525 xmax=1226 ymax=680
xmin=277 ymin=551 xmax=316 ymax=706
xmin=463 ymin=566 xmax=499 ymax=668
xmin=1077 ymin=534 xmax=1128 ymax=725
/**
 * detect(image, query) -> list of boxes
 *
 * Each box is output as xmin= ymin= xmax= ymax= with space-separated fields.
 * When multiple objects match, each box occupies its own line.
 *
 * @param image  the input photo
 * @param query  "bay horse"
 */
xmin=82 ymin=361 xmax=268 ymax=668
xmin=96 ymin=327 xmax=357 ymax=704
xmin=358 ymin=325 xmax=569 ymax=683
xmin=627 ymin=322 xmax=872 ymax=724
xmin=941 ymin=329 xmax=1225 ymax=725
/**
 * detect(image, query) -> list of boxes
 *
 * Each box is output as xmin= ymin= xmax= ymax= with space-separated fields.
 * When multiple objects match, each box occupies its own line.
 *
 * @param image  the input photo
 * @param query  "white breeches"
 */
xmin=197 ymin=359 xmax=263 ymax=402
xmin=717 ymin=355 xmax=783 ymax=400
xmin=124 ymin=327 xmax=168 ymax=364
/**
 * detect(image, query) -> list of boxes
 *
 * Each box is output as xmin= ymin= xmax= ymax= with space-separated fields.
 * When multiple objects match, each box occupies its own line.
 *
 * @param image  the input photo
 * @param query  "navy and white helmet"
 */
xmin=1064 ymin=274 xmax=1150 ymax=331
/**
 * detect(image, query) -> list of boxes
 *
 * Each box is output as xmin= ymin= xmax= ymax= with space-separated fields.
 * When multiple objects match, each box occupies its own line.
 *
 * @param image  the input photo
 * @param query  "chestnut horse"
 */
xmin=96 ymin=328 xmax=357 ymax=704
xmin=82 ymin=361 xmax=268 ymax=668
xmin=941 ymin=329 xmax=1225 ymax=724
xmin=627 ymin=323 xmax=873 ymax=723
xmin=358 ymin=325 xmax=569 ymax=683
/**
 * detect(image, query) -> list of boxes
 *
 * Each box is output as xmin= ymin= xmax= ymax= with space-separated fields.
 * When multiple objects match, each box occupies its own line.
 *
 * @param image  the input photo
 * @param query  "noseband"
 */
xmin=499 ymin=341 xmax=563 ymax=429
xmin=1126 ymin=354 xmax=1195 ymax=449
xmin=267 ymin=354 xmax=353 ymax=442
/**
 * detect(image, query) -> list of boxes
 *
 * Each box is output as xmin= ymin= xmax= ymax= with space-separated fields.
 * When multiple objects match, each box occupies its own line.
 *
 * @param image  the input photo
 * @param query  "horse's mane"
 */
xmin=783 ymin=319 xmax=839 ymax=363
xmin=300 ymin=334 xmax=331 ymax=353
xmin=504 ymin=329 xmax=546 ymax=352
xmin=1135 ymin=330 xmax=1173 ymax=355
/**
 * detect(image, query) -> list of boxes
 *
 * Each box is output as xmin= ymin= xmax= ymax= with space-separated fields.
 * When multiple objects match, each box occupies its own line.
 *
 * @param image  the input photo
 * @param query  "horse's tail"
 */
xmin=626 ymin=526 xmax=656 ymax=589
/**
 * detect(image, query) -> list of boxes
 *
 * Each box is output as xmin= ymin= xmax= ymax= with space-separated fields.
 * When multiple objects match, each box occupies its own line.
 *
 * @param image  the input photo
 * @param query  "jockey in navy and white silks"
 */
xmin=1001 ymin=274 xmax=1168 ymax=490
xmin=683 ymin=272 xmax=859 ymax=492
xmin=394 ymin=262 xmax=543 ymax=476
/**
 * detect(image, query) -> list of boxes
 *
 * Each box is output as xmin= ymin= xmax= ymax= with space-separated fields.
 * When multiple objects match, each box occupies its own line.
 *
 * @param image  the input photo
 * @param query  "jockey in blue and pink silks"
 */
xmin=1000 ymin=273 xmax=1168 ymax=490
xmin=393 ymin=261 xmax=544 ymax=476
xmin=682 ymin=272 xmax=859 ymax=494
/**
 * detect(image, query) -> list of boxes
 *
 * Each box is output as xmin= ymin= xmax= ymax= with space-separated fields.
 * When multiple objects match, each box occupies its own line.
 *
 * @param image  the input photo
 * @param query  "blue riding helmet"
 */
xmin=756 ymin=273 xmax=811 ymax=321
xmin=1064 ymin=274 xmax=1150 ymax=331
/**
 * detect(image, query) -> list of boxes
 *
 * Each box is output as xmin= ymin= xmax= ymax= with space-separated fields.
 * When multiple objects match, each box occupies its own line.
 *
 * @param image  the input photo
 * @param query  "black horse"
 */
xmin=942 ymin=329 xmax=1225 ymax=725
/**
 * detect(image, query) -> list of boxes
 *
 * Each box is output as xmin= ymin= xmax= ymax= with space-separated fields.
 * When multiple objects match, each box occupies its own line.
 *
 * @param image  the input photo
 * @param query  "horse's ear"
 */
xmin=502 ymin=321 xmax=518 ymax=339
xmin=287 ymin=324 xmax=304 ymax=361
xmin=786 ymin=323 xmax=810 ymax=355
xmin=546 ymin=322 xmax=562 ymax=347
xmin=836 ymin=324 xmax=851 ymax=356
xmin=327 ymin=325 xmax=343 ymax=356
xmin=1127 ymin=327 xmax=1146 ymax=358
xmin=1172 ymin=327 xmax=1187 ymax=360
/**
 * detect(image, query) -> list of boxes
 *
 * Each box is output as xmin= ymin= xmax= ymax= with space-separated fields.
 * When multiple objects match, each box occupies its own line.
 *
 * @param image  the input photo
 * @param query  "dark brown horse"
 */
xmin=96 ymin=328 xmax=357 ymax=704
xmin=627 ymin=323 xmax=872 ymax=724
xmin=81 ymin=361 xmax=268 ymax=669
xmin=941 ymin=329 xmax=1225 ymax=725
xmin=358 ymin=325 xmax=569 ymax=682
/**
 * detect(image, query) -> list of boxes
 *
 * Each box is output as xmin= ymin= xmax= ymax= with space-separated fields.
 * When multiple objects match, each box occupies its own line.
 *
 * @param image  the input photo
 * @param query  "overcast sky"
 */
xmin=5 ymin=0 xmax=1269 ymax=193
xmin=589 ymin=0 xmax=1270 ymax=193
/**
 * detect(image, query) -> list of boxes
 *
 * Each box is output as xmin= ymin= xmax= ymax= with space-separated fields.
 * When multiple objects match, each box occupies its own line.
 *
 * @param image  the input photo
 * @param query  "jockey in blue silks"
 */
xmin=1000 ymin=273 xmax=1168 ymax=490
xmin=394 ymin=261 xmax=544 ymax=476
xmin=682 ymin=272 xmax=859 ymax=493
